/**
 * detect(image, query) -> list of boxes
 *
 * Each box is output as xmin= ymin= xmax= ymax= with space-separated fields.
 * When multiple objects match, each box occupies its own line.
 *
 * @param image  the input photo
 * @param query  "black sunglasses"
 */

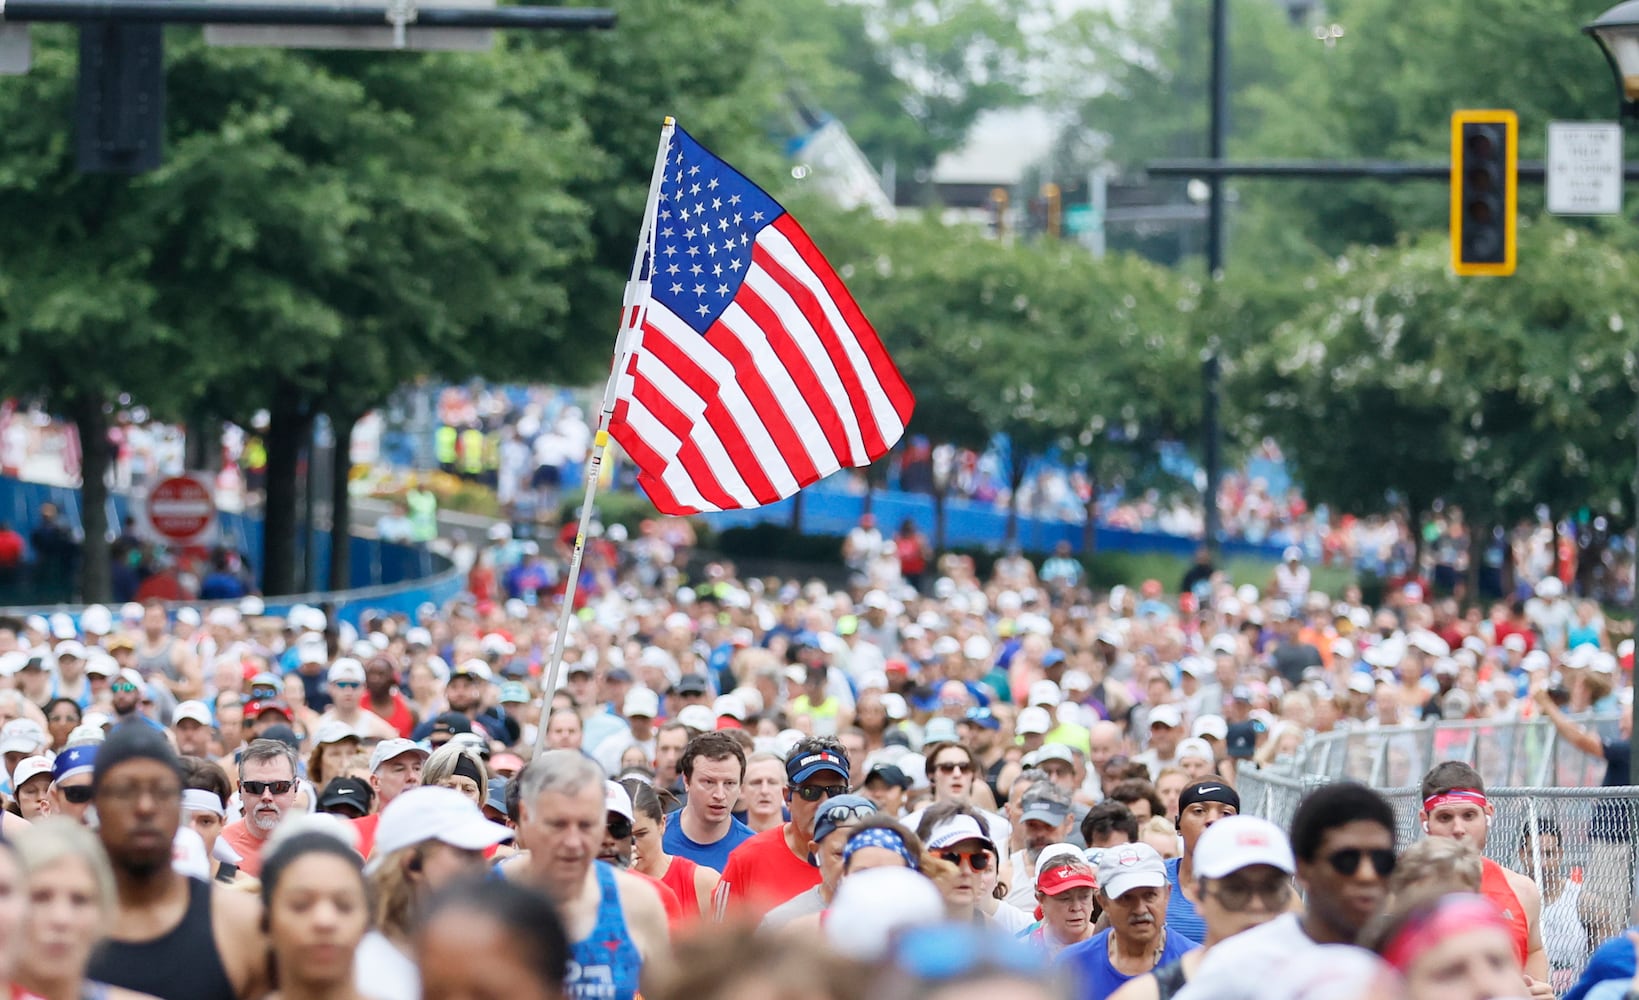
xmin=60 ymin=785 xmax=93 ymax=805
xmin=607 ymin=815 xmax=633 ymax=841
xmin=1326 ymin=848 xmax=1396 ymax=878
xmin=242 ymin=780 xmax=295 ymax=797
xmin=938 ymin=850 xmax=991 ymax=871
xmin=793 ymin=784 xmax=848 ymax=802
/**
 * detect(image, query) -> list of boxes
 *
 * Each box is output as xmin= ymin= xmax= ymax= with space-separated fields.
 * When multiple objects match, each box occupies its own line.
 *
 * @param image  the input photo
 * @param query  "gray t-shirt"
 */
xmin=759 ymin=885 xmax=825 ymax=930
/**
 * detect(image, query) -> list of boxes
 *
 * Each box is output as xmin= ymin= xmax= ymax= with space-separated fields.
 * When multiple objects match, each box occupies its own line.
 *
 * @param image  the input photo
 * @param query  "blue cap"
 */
xmin=485 ymin=777 xmax=509 ymax=815
xmin=813 ymin=794 xmax=876 ymax=844
xmin=53 ymin=745 xmax=97 ymax=784
xmin=963 ymin=707 xmax=1000 ymax=731
xmin=251 ymin=672 xmax=281 ymax=690
xmin=786 ymin=747 xmax=850 ymax=784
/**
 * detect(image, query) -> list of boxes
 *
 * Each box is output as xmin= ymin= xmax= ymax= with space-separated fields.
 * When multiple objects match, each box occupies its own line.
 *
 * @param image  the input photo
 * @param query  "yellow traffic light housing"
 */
xmin=1450 ymin=109 xmax=1518 ymax=277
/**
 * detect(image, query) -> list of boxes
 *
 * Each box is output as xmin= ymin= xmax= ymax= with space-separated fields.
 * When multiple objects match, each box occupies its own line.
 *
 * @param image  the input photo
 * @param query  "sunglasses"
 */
xmin=60 ymin=785 xmax=93 ymax=805
xmin=938 ymin=850 xmax=992 ymax=871
xmin=819 ymin=801 xmax=877 ymax=827
xmin=242 ymin=780 xmax=296 ymax=797
xmin=606 ymin=815 xmax=632 ymax=841
xmin=935 ymin=761 xmax=975 ymax=775
xmin=111 ymin=682 xmax=139 ymax=694
xmin=331 ymin=681 xmax=361 ymax=690
xmin=1326 ymin=847 xmax=1396 ymax=878
xmin=793 ymin=784 xmax=849 ymax=802
xmin=1205 ymin=876 xmax=1292 ymax=911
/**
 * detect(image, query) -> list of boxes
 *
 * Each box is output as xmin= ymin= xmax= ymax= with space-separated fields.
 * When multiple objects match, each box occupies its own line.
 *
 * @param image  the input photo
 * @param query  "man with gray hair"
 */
xmin=220 ymin=737 xmax=299 ymax=876
xmin=507 ymin=749 xmax=669 ymax=1000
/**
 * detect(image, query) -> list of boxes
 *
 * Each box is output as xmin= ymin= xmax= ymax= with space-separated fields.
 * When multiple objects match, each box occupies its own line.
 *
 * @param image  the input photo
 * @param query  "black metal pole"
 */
xmin=1 ymin=0 xmax=615 ymax=27
xmin=1147 ymin=157 xmax=1639 ymax=182
xmin=1202 ymin=0 xmax=1227 ymax=555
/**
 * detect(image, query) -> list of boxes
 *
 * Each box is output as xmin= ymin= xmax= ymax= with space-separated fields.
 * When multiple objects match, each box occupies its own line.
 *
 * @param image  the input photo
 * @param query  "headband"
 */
xmin=1380 ymin=894 xmax=1510 ymax=972
xmin=844 ymin=827 xmax=916 ymax=870
xmin=451 ymin=754 xmax=485 ymax=785
xmin=181 ymin=789 xmax=226 ymax=817
xmin=1422 ymin=789 xmax=1487 ymax=814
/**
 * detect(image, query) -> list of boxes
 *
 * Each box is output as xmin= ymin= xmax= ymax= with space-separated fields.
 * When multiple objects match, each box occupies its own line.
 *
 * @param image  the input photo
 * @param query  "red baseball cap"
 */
xmin=1036 ymin=861 xmax=1098 ymax=896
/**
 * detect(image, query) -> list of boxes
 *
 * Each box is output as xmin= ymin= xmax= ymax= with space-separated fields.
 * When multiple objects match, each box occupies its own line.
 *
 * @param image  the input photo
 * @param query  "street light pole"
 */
xmin=1202 ymin=0 xmax=1227 ymax=555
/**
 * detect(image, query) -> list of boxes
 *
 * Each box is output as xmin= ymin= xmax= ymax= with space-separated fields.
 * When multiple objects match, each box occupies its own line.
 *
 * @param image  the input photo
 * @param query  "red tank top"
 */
xmin=1480 ymin=857 xmax=1530 ymax=966
xmin=660 ymin=854 xmax=702 ymax=920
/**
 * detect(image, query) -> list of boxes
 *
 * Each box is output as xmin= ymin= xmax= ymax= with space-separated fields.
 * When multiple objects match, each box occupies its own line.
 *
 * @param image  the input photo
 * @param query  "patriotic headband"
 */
xmin=1380 ymin=893 xmax=1510 ymax=972
xmin=844 ymin=827 xmax=917 ymax=870
xmin=1422 ymin=788 xmax=1487 ymax=814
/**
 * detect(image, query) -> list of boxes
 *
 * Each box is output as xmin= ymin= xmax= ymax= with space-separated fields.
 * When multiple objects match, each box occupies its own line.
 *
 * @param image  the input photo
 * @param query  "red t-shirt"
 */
xmin=352 ymin=813 xmax=381 ymax=859
xmin=220 ymin=819 xmax=268 ymax=876
xmin=360 ymin=689 xmax=416 ymax=738
xmin=719 ymin=825 xmax=820 ymax=919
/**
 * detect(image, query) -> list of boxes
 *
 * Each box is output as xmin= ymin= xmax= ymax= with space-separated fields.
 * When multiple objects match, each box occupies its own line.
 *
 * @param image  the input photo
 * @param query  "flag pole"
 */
xmin=533 ymin=117 xmax=675 ymax=757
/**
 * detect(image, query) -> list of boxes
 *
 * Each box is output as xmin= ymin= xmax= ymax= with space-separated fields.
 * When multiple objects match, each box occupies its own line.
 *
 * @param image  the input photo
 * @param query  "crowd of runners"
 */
xmin=0 ymin=532 xmax=1632 ymax=1000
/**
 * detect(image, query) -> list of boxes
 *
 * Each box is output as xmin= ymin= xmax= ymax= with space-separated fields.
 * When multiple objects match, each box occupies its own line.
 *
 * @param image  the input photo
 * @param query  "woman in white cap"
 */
xmin=917 ymin=802 xmax=1031 ymax=933
xmin=13 ymin=817 xmax=153 ymax=1000
xmin=306 ymin=721 xmax=363 ymax=791
xmin=357 ymin=786 xmax=513 ymax=1000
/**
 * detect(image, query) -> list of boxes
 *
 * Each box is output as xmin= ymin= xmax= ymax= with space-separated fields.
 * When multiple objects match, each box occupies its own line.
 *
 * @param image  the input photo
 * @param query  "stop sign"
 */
xmin=147 ymin=476 xmax=215 ymax=543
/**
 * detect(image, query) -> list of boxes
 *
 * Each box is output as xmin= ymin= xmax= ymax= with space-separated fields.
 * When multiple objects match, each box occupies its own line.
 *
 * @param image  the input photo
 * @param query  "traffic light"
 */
xmin=1449 ymin=109 xmax=1517 ymax=277
xmin=77 ymin=22 xmax=165 ymax=174
xmin=1043 ymin=182 xmax=1062 ymax=239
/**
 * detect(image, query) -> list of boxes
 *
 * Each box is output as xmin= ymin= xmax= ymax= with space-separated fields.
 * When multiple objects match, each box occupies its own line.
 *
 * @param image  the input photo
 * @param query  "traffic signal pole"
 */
xmin=0 ymin=0 xmax=614 ymax=28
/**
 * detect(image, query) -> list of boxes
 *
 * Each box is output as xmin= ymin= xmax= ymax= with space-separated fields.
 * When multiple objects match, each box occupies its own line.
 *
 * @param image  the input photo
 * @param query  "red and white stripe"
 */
xmin=610 ymin=214 xmax=914 ymax=516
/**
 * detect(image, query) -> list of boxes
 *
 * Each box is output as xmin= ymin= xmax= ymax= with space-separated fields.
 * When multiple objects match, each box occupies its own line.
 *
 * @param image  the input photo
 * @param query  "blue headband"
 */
xmin=843 ymin=826 xmax=916 ymax=870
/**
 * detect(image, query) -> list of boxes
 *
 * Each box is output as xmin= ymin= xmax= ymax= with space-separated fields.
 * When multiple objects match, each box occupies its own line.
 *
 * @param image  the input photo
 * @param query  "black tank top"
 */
xmin=86 ymin=877 xmax=238 ymax=1000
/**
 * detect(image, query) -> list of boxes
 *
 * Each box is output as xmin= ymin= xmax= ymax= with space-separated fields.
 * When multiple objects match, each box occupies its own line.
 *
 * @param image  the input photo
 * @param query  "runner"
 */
xmin=1025 ymin=853 xmax=1099 ymax=958
xmin=355 ymin=786 xmax=513 ymax=999
xmin=509 ymin=750 xmax=668 ymax=999
xmin=660 ymin=732 xmax=752 ymax=871
xmin=1418 ymin=760 xmax=1550 ymax=995
xmin=625 ymin=778 xmax=722 ymax=921
xmin=719 ymin=737 xmax=848 ymax=917
xmin=1110 ymin=815 xmax=1296 ymax=1000
xmin=352 ymin=739 xmax=430 ymax=858
xmin=13 ymin=818 xmax=153 ymax=1000
xmin=1058 ymin=842 xmax=1197 ymax=999
xmin=260 ymin=830 xmax=369 ymax=1000
xmin=85 ymin=724 xmax=264 ymax=1000
xmin=1363 ymin=891 xmax=1526 ymax=1000
xmin=414 ymin=878 xmax=570 ymax=1000
xmin=1162 ymin=781 xmax=1241 ymax=944
xmin=760 ymin=794 xmax=876 ymax=930
xmin=219 ymin=738 xmax=300 ymax=877
xmin=47 ymin=746 xmax=96 ymax=825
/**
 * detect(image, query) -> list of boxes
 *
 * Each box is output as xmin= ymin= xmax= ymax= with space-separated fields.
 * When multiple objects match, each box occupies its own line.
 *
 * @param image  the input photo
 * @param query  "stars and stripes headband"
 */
xmin=844 ymin=827 xmax=916 ymax=871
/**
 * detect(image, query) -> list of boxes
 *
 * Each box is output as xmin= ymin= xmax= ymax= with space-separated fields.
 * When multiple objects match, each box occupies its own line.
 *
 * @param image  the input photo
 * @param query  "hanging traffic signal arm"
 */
xmin=1450 ymin=109 xmax=1518 ymax=277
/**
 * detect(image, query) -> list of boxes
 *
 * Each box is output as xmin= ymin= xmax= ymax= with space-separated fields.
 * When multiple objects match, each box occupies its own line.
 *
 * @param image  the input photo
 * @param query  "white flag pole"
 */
xmin=533 ymin=117 xmax=675 ymax=757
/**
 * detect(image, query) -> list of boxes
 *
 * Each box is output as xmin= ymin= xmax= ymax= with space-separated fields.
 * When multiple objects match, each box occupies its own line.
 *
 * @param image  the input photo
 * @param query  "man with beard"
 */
xmin=598 ymin=779 xmax=684 ymax=924
xmin=85 ymin=723 xmax=265 ymax=1000
xmin=1004 ymin=781 xmax=1077 ymax=909
xmin=110 ymin=669 xmax=161 ymax=731
xmin=219 ymin=737 xmax=298 ymax=876
xmin=444 ymin=659 xmax=505 ymax=742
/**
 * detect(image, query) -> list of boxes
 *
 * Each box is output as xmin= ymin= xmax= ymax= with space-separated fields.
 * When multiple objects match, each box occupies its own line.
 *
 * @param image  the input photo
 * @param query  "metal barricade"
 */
xmin=1240 ymin=714 xmax=1636 ymax=988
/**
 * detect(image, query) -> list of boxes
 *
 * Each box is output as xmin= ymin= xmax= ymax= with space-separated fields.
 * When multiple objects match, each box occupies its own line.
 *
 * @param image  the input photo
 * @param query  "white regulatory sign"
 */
xmin=1547 ymin=121 xmax=1623 ymax=216
xmin=0 ymin=25 xmax=30 ymax=76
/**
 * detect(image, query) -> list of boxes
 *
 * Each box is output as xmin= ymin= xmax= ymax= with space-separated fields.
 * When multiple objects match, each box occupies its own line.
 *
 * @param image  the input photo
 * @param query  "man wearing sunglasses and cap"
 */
xmin=1171 ymin=782 xmax=1397 ymax=1000
xmin=719 ymin=735 xmax=850 ymax=918
xmin=762 ymin=794 xmax=877 ymax=930
xmin=1060 ymin=841 xmax=1197 ymax=999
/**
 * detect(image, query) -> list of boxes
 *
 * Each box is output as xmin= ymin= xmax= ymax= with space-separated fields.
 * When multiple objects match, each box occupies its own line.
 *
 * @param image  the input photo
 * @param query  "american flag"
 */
xmin=608 ymin=126 xmax=914 ymax=516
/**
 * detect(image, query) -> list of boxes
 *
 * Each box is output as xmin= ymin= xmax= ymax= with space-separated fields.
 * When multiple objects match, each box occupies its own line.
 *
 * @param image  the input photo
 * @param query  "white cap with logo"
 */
xmin=1095 ymin=842 xmax=1168 ymax=899
xmin=364 ymin=786 xmax=512 ymax=873
xmin=1192 ymin=814 xmax=1296 ymax=879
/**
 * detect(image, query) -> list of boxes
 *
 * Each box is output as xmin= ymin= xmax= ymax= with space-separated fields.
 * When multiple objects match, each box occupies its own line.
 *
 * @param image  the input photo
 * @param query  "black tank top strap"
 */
xmin=1153 ymin=956 xmax=1190 ymax=1000
xmin=85 ymin=877 xmax=237 ymax=1000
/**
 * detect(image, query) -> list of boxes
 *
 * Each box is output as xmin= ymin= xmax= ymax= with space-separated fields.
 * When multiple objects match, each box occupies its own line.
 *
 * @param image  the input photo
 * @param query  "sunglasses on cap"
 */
xmin=242 ymin=780 xmax=296 ymax=797
xmin=1326 ymin=847 xmax=1396 ymax=878
xmin=938 ymin=849 xmax=992 ymax=871
xmin=818 ymin=800 xmax=876 ymax=827
xmin=793 ymin=783 xmax=849 ymax=802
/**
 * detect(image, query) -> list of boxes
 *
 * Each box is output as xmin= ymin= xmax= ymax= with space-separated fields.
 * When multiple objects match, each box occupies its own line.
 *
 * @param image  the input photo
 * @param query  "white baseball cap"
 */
xmin=1192 ymin=815 xmax=1296 ymax=879
xmin=84 ymin=653 xmax=117 ymax=678
xmin=1192 ymin=715 xmax=1228 ymax=741
xmin=604 ymin=780 xmax=633 ymax=823
xmin=1147 ymin=704 xmax=1183 ymax=730
xmin=823 ymin=867 xmax=946 ymax=962
xmin=1096 ymin=842 xmax=1168 ymax=899
xmin=623 ymin=687 xmax=659 ymax=719
xmin=1028 ymin=680 xmax=1063 ymax=707
xmin=11 ymin=755 xmax=52 ymax=789
xmin=0 ymin=720 xmax=45 ymax=757
xmin=327 ymin=658 xmax=365 ymax=684
xmin=48 ymin=613 xmax=77 ymax=640
xmin=80 ymin=605 xmax=113 ymax=636
xmin=676 ymin=705 xmax=715 ymax=732
xmin=1176 ymin=737 xmax=1214 ymax=763
xmin=369 ymin=738 xmax=430 ymax=773
xmin=1016 ymin=706 xmax=1052 ymax=736
xmin=925 ymin=814 xmax=995 ymax=852
xmin=365 ymin=786 xmax=512 ymax=872
xmin=172 ymin=701 xmax=213 ymax=728
xmin=713 ymin=694 xmax=747 ymax=720
xmin=314 ymin=720 xmax=359 ymax=745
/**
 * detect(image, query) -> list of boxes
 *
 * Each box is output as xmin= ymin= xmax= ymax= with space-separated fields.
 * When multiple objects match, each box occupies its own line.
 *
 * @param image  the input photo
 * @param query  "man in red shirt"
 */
xmin=719 ymin=736 xmax=850 ymax=918
xmin=360 ymin=654 xmax=417 ymax=738
xmin=353 ymin=738 xmax=430 ymax=858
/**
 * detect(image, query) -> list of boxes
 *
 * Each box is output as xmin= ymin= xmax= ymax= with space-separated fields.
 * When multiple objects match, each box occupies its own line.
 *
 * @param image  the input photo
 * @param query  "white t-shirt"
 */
xmin=355 ymin=929 xmax=420 ymax=1000
xmin=1175 ymin=913 xmax=1375 ymax=1000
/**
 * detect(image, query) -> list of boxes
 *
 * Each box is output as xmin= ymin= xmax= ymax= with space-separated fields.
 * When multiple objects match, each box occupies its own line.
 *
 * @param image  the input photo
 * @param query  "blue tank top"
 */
xmin=567 ymin=862 xmax=642 ymax=1000
xmin=1163 ymin=856 xmax=1209 ymax=943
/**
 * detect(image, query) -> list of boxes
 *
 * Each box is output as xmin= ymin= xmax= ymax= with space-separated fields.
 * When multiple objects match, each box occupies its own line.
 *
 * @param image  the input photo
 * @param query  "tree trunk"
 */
xmin=328 ymin=411 xmax=358 ymax=591
xmin=1082 ymin=473 xmax=1099 ymax=556
xmin=1005 ymin=453 xmax=1027 ymax=546
xmin=933 ymin=486 xmax=948 ymax=553
xmin=184 ymin=417 xmax=214 ymax=472
xmin=1467 ymin=518 xmax=1487 ymax=603
xmin=71 ymin=398 xmax=111 ymax=604
xmin=262 ymin=396 xmax=311 ymax=596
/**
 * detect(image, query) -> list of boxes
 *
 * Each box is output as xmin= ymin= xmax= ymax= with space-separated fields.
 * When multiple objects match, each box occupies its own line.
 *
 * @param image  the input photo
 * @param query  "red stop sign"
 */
xmin=147 ymin=476 xmax=215 ymax=542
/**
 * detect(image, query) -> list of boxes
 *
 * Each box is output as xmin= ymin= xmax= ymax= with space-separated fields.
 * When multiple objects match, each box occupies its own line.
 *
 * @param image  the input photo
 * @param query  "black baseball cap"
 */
xmin=672 ymin=674 xmax=711 ymax=697
xmin=318 ymin=777 xmax=373 ymax=816
xmin=864 ymin=763 xmax=911 ymax=790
